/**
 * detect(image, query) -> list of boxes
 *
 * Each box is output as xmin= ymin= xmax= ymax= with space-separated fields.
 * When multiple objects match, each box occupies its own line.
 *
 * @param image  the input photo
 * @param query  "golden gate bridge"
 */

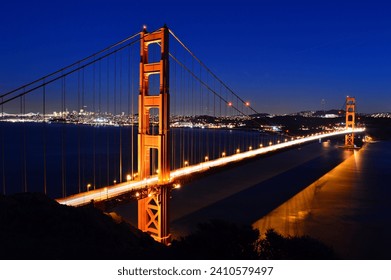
xmin=0 ymin=25 xmax=364 ymax=244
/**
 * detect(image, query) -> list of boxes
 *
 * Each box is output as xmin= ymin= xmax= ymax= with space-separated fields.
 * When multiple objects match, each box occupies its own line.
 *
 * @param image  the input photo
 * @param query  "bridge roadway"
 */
xmin=56 ymin=128 xmax=365 ymax=207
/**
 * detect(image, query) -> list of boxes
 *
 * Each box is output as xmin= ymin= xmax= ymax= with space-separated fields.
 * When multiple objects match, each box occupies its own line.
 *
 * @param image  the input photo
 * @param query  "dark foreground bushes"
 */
xmin=0 ymin=194 xmax=335 ymax=259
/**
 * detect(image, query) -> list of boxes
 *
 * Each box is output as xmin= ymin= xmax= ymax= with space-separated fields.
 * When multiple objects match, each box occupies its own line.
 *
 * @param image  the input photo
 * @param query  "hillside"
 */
xmin=0 ymin=193 xmax=336 ymax=260
xmin=0 ymin=193 xmax=165 ymax=259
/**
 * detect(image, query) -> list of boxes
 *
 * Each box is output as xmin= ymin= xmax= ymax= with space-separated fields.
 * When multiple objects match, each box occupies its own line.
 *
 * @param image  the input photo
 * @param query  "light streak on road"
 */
xmin=57 ymin=128 xmax=365 ymax=207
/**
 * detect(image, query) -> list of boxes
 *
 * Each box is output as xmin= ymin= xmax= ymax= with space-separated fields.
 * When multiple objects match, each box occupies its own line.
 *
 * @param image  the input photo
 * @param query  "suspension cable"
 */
xmin=168 ymin=51 xmax=248 ymax=117
xmin=169 ymin=28 xmax=259 ymax=115
xmin=0 ymin=32 xmax=141 ymax=100
xmin=0 ymin=37 xmax=142 ymax=106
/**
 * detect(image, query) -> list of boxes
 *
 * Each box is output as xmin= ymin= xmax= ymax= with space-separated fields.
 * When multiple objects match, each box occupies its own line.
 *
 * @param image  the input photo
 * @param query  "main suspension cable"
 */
xmin=169 ymin=28 xmax=259 ymax=115
xmin=0 ymin=32 xmax=141 ymax=100
xmin=0 ymin=36 xmax=142 ymax=106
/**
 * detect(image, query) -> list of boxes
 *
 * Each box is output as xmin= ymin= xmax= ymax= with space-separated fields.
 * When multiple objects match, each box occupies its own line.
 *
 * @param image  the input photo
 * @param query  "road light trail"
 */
xmin=57 ymin=128 xmax=365 ymax=207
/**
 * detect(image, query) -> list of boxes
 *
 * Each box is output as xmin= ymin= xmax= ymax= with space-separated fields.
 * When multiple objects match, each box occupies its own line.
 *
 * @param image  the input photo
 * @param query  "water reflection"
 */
xmin=251 ymin=143 xmax=391 ymax=259
xmin=252 ymin=178 xmax=324 ymax=237
xmin=252 ymin=147 xmax=364 ymax=239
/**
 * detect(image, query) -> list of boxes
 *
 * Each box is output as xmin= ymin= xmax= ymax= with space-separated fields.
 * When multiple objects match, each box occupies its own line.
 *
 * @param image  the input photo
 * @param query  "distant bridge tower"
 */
xmin=345 ymin=96 xmax=356 ymax=148
xmin=138 ymin=26 xmax=171 ymax=244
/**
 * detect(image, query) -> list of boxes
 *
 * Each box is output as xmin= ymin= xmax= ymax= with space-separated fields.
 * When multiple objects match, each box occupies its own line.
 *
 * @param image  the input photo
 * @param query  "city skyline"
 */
xmin=1 ymin=0 xmax=391 ymax=114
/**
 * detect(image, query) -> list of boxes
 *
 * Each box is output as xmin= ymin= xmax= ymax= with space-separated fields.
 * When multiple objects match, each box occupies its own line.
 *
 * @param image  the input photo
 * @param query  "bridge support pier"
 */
xmin=138 ymin=186 xmax=170 ymax=244
xmin=137 ymin=25 xmax=171 ymax=244
xmin=344 ymin=96 xmax=356 ymax=148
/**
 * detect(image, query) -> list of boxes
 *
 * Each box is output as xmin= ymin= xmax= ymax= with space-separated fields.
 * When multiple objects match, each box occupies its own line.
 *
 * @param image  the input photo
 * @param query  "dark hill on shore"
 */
xmin=0 ymin=193 xmax=336 ymax=260
xmin=0 ymin=193 xmax=165 ymax=259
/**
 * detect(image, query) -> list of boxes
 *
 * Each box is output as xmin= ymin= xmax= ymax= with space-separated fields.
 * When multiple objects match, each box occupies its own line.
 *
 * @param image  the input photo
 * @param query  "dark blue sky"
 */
xmin=1 ymin=0 xmax=390 ymax=114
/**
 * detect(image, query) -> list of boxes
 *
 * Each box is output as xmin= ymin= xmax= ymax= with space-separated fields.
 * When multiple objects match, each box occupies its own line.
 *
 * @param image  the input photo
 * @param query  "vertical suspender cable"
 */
xmin=98 ymin=59 xmax=102 ymax=188
xmin=171 ymin=48 xmax=176 ymax=170
xmin=106 ymin=57 xmax=110 ymax=186
xmin=93 ymin=61 xmax=96 ymax=189
xmin=42 ymin=84 xmax=47 ymax=195
xmin=77 ymin=68 xmax=81 ymax=193
xmin=188 ymin=59 xmax=193 ymax=165
xmin=113 ymin=52 xmax=117 ymax=183
xmin=1 ymin=97 xmax=5 ymax=195
xmin=190 ymin=56 xmax=194 ymax=164
xmin=219 ymin=83 xmax=222 ymax=157
xmin=199 ymin=63 xmax=202 ymax=163
xmin=81 ymin=68 xmax=85 ymax=190
xmin=119 ymin=52 xmax=123 ymax=182
xmin=99 ymin=60 xmax=102 ymax=114
xmin=213 ymin=78 xmax=216 ymax=159
xmin=129 ymin=46 xmax=134 ymax=179
xmin=61 ymin=76 xmax=66 ymax=197
xmin=180 ymin=54 xmax=184 ymax=168
xmin=22 ymin=93 xmax=27 ymax=192
xmin=206 ymin=72 xmax=209 ymax=159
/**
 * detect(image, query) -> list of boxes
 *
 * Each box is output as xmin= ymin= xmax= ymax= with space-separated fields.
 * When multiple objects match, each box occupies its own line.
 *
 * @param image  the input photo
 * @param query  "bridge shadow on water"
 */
xmin=253 ymin=141 xmax=391 ymax=259
xmin=168 ymin=140 xmax=391 ymax=259
xmin=169 ymin=141 xmax=350 ymax=238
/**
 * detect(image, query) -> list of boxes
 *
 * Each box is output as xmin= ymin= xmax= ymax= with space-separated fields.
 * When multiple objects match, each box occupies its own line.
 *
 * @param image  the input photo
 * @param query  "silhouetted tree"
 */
xmin=258 ymin=229 xmax=336 ymax=259
xmin=171 ymin=219 xmax=260 ymax=259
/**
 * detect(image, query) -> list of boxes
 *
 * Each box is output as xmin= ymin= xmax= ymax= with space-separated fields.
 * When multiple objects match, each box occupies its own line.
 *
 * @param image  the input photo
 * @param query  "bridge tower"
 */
xmin=345 ymin=96 xmax=356 ymax=148
xmin=137 ymin=26 xmax=171 ymax=244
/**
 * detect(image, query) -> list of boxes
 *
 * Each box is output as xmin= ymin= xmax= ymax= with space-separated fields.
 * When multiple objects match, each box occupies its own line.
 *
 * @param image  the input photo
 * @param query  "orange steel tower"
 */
xmin=345 ymin=96 xmax=356 ymax=148
xmin=137 ymin=26 xmax=171 ymax=244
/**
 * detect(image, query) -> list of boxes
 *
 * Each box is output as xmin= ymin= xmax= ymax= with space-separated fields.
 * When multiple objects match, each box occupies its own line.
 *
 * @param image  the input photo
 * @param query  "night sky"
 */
xmin=1 ymin=0 xmax=390 ymax=114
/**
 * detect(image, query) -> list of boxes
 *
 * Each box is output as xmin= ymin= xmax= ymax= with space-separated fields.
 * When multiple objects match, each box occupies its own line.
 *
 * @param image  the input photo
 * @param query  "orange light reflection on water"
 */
xmin=252 ymin=146 xmax=363 ymax=239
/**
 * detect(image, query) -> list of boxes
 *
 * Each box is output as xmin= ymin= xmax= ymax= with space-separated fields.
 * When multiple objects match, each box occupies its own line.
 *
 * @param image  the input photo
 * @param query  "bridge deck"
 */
xmin=56 ymin=128 xmax=365 ymax=207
